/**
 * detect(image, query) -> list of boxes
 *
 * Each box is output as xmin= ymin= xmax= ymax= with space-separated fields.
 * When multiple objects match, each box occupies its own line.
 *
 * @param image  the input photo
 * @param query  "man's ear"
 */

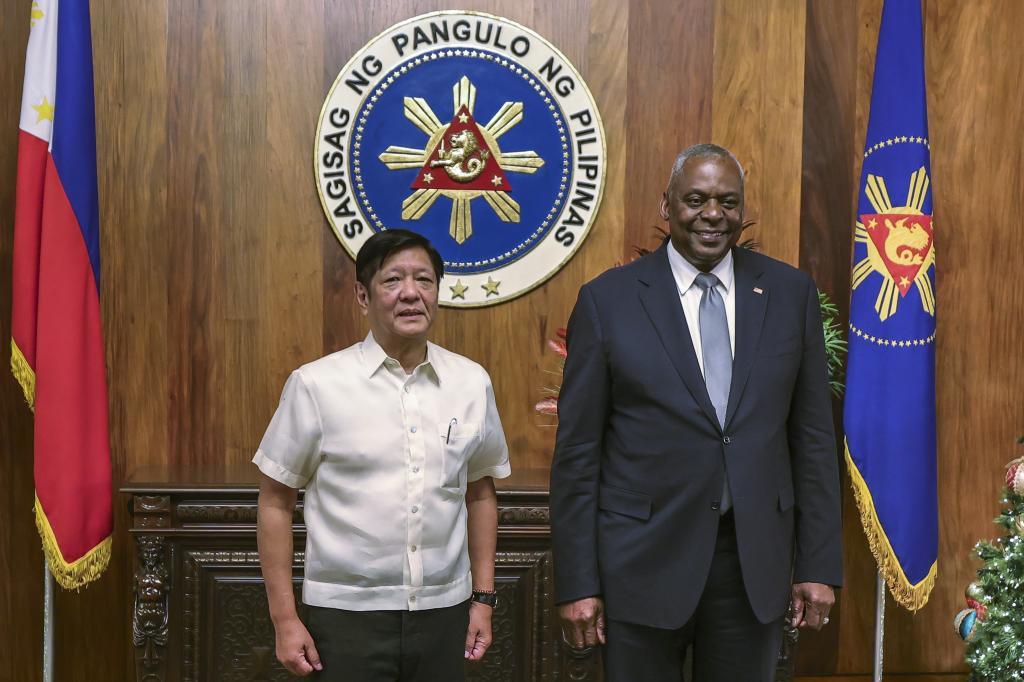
xmin=659 ymin=192 xmax=670 ymax=221
xmin=355 ymin=281 xmax=370 ymax=315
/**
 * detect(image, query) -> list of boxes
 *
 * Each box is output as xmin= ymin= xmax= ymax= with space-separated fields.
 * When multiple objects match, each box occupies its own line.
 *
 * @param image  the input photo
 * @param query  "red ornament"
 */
xmin=966 ymin=597 xmax=988 ymax=620
xmin=547 ymin=338 xmax=567 ymax=359
xmin=1007 ymin=457 xmax=1024 ymax=494
xmin=535 ymin=396 xmax=558 ymax=416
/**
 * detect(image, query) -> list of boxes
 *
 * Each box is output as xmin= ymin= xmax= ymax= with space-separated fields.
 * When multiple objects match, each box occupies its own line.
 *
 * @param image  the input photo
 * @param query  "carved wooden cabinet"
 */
xmin=124 ymin=466 xmax=795 ymax=681
xmin=124 ymin=467 xmax=603 ymax=681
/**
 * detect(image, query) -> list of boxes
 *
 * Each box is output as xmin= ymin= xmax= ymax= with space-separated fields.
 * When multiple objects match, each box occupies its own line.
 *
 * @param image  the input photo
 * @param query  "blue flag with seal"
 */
xmin=844 ymin=0 xmax=937 ymax=611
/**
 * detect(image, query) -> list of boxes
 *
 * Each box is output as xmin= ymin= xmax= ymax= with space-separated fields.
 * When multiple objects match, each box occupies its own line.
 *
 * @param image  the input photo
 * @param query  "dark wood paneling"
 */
xmin=318 ymin=0 xmax=626 ymax=474
xmin=797 ymin=0 xmax=858 ymax=302
xmin=3 ymin=0 xmax=1023 ymax=679
xmin=790 ymin=671 xmax=966 ymax=675
xmin=882 ymin=0 xmax=1024 ymax=673
xmin=624 ymin=0 xmax=715 ymax=256
xmin=795 ymin=0 xmax=1024 ymax=676
xmin=0 ymin=1 xmax=46 ymax=679
xmin=0 ymin=3 xmax=44 ymax=681
xmin=713 ymin=0 xmax=806 ymax=265
xmin=795 ymin=0 xmax=866 ymax=675
xmin=260 ymin=0 xmax=326 ymax=429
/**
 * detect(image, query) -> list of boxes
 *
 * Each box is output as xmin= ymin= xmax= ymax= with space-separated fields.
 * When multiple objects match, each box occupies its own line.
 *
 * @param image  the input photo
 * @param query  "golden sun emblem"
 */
xmin=851 ymin=167 xmax=935 ymax=321
xmin=378 ymin=76 xmax=544 ymax=244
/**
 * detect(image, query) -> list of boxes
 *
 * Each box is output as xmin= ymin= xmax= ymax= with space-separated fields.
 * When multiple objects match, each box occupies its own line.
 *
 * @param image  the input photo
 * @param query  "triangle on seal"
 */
xmin=411 ymin=105 xmax=511 ymax=192
xmin=861 ymin=213 xmax=934 ymax=296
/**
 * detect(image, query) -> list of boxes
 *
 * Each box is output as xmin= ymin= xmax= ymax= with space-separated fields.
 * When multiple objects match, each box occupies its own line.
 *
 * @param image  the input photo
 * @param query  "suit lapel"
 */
xmin=636 ymin=243 xmax=721 ymax=430
xmin=724 ymin=247 xmax=767 ymax=429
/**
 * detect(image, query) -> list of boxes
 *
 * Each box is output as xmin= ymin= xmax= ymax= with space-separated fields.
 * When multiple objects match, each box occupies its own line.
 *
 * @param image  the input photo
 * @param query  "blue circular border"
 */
xmin=349 ymin=48 xmax=572 ymax=275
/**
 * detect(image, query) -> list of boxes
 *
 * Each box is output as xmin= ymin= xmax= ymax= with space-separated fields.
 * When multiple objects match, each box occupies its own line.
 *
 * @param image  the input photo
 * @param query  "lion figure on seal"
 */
xmin=432 ymin=130 xmax=489 ymax=182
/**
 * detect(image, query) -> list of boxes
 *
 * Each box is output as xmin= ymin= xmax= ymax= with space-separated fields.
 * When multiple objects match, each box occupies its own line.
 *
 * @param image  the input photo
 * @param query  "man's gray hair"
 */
xmin=666 ymin=143 xmax=745 ymax=197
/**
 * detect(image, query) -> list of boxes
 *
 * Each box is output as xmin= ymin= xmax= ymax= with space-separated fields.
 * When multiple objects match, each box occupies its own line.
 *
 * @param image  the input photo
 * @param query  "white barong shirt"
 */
xmin=254 ymin=332 xmax=510 ymax=611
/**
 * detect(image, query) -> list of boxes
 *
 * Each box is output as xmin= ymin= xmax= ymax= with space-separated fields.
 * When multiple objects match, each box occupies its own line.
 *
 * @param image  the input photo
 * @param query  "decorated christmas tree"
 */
xmin=955 ymin=437 xmax=1024 ymax=679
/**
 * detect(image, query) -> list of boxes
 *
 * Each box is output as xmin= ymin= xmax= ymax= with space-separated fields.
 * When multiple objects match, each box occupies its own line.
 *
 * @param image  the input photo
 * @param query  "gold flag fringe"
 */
xmin=10 ymin=339 xmax=35 ymax=411
xmin=34 ymin=496 xmax=111 ymax=590
xmin=845 ymin=439 xmax=936 ymax=611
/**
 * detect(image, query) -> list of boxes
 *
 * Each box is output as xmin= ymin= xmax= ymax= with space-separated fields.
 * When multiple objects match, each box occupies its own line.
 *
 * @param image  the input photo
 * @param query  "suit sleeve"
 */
xmin=788 ymin=277 xmax=844 ymax=586
xmin=550 ymin=284 xmax=610 ymax=604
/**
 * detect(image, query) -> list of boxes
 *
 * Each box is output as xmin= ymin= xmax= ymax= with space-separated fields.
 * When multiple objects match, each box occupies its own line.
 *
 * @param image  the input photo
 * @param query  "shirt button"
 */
xmin=723 ymin=436 xmax=731 ymax=445
xmin=410 ymin=595 xmax=417 ymax=602
xmin=410 ymin=426 xmax=417 ymax=433
xmin=411 ymin=505 xmax=419 ymax=514
xmin=412 ymin=465 xmax=420 ymax=473
xmin=404 ymin=385 xmax=411 ymax=393
xmin=410 ymin=545 xmax=417 ymax=552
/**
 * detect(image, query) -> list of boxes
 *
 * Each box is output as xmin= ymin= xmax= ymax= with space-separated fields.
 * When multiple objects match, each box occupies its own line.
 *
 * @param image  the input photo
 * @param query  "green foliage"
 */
xmin=818 ymin=290 xmax=847 ymax=397
xmin=965 ymin=486 xmax=1024 ymax=680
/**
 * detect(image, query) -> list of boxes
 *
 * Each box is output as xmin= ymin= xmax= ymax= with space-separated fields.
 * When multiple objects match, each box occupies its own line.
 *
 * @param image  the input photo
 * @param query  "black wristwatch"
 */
xmin=471 ymin=589 xmax=498 ymax=607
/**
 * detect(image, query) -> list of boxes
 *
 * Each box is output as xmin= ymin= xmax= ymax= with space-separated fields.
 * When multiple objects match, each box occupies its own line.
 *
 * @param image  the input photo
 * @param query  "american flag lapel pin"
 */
xmin=753 ymin=287 xmax=764 ymax=295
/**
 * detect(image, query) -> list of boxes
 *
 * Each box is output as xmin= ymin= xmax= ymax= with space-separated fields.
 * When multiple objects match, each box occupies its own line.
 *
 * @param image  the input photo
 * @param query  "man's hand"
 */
xmin=465 ymin=601 xmax=493 ymax=661
xmin=790 ymin=582 xmax=835 ymax=630
xmin=274 ymin=616 xmax=323 ymax=676
xmin=558 ymin=596 xmax=606 ymax=650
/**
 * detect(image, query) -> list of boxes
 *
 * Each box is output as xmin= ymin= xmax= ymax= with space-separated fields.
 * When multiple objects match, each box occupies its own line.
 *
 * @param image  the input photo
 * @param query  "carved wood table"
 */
xmin=123 ymin=466 xmax=605 ymax=681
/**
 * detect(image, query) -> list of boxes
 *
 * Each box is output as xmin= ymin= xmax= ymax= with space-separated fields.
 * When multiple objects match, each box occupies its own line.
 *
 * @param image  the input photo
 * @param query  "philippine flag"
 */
xmin=11 ymin=0 xmax=112 ymax=589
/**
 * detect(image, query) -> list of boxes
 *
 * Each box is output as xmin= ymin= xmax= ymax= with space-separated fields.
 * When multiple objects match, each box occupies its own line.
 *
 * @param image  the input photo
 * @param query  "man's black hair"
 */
xmin=355 ymin=229 xmax=444 ymax=290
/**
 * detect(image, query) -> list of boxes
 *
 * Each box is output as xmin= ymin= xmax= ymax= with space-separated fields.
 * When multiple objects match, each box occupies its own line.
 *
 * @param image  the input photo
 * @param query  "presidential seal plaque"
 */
xmin=315 ymin=11 xmax=606 ymax=306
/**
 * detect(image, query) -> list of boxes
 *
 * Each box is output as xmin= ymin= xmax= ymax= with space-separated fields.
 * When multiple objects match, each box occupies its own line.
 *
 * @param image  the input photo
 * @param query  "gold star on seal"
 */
xmin=490 ymin=175 xmax=502 ymax=187
xmin=482 ymin=277 xmax=500 ymax=296
xmin=32 ymin=96 xmax=55 ymax=123
xmin=458 ymin=112 xmax=469 ymax=123
xmin=450 ymin=280 xmax=468 ymax=299
xmin=422 ymin=172 xmax=433 ymax=184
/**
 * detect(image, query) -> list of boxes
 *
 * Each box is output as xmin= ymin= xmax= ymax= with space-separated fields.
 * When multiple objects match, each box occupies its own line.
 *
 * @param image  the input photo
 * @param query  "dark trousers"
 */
xmin=603 ymin=512 xmax=784 ymax=682
xmin=304 ymin=601 xmax=469 ymax=682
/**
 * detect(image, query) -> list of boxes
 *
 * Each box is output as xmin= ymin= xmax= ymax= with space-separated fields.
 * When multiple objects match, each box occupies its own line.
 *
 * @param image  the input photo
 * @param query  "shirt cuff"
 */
xmin=253 ymin=450 xmax=308 ymax=489
xmin=468 ymin=462 xmax=511 ymax=482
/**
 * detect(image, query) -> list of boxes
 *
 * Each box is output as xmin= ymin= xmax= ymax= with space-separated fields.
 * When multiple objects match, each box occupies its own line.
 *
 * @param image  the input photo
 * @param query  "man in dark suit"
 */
xmin=550 ymin=144 xmax=843 ymax=680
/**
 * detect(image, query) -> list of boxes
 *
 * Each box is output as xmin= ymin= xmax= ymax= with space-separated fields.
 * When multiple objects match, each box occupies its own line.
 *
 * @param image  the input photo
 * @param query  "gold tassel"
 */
xmin=10 ymin=339 xmax=36 ymax=412
xmin=34 ymin=496 xmax=111 ymax=590
xmin=845 ymin=440 xmax=937 ymax=611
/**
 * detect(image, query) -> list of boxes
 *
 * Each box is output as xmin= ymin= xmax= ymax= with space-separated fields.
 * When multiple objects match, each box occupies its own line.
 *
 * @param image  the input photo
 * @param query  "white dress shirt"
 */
xmin=253 ymin=332 xmax=511 ymax=612
xmin=666 ymin=243 xmax=736 ymax=373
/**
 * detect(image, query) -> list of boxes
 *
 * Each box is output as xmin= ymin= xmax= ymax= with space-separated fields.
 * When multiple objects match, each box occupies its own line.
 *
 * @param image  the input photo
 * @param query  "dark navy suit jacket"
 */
xmin=550 ymin=242 xmax=843 ymax=629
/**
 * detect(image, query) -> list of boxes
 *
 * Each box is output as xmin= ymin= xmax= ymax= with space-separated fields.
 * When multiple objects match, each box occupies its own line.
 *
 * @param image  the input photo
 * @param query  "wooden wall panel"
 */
xmin=624 ymin=0 xmax=715 ymax=255
xmin=319 ymin=0 xmax=627 ymax=474
xmin=712 ymin=0 xmax=806 ymax=265
xmin=260 ymin=0 xmax=327 ymax=441
xmin=0 ymin=3 xmax=44 ymax=682
xmin=2 ymin=0 xmax=1022 ymax=679
xmin=795 ymin=0 xmax=1024 ymax=677
xmin=795 ymin=0 xmax=867 ymax=675
xmin=883 ymin=0 xmax=1024 ymax=673
xmin=165 ymin=0 xmax=227 ymax=473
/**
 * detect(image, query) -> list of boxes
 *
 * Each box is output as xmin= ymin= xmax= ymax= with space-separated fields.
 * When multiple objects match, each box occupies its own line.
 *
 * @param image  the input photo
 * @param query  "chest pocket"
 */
xmin=438 ymin=421 xmax=479 ymax=491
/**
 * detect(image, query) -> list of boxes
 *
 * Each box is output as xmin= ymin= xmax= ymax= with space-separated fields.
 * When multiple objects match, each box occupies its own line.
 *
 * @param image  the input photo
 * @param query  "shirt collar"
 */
xmin=360 ymin=331 xmax=441 ymax=384
xmin=666 ymin=242 xmax=734 ymax=296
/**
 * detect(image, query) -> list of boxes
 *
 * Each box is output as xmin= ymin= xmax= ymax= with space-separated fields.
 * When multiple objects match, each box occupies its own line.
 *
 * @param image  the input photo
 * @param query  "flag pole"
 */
xmin=43 ymin=559 xmax=54 ymax=682
xmin=873 ymin=571 xmax=885 ymax=682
